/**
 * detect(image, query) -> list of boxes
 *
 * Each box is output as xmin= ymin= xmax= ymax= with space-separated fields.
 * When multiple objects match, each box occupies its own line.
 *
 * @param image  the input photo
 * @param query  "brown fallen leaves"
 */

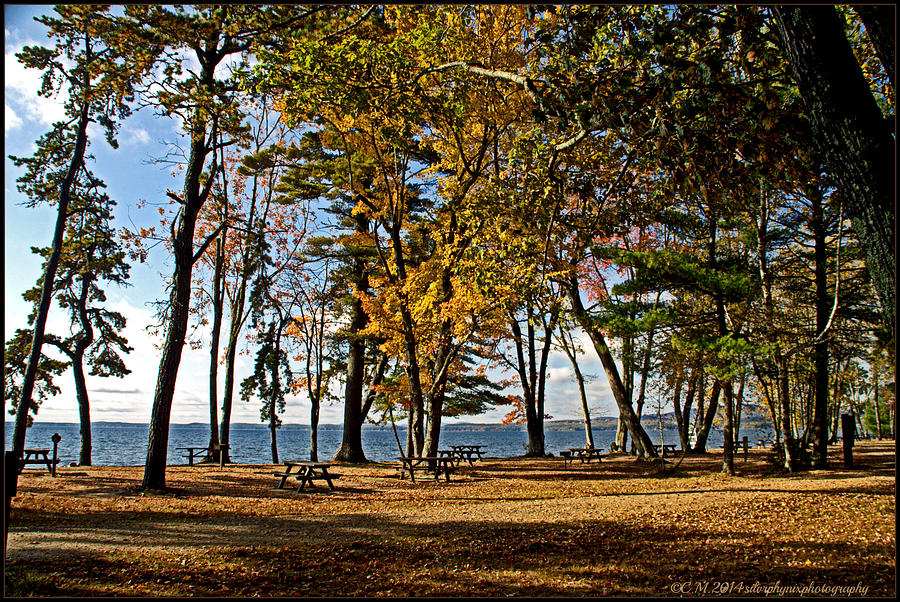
xmin=4 ymin=441 xmax=895 ymax=597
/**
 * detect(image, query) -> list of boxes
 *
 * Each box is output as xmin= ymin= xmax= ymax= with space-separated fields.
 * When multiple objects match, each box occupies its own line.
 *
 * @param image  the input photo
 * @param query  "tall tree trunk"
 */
xmin=567 ymin=276 xmax=657 ymax=458
xmin=722 ymin=378 xmax=734 ymax=475
xmin=534 ymin=308 xmax=559 ymax=455
xmin=423 ymin=390 xmax=444 ymax=458
xmin=269 ymin=398 xmax=279 ymax=465
xmin=12 ymin=101 xmax=90 ymax=458
xmin=811 ymin=189 xmax=830 ymax=468
xmin=630 ymin=325 xmax=656 ymax=454
xmin=333 ymin=243 xmax=371 ymax=462
xmin=335 ymin=211 xmax=374 ymax=462
xmin=672 ymin=370 xmax=689 ymax=451
xmin=618 ymin=330 xmax=635 ymax=453
xmin=423 ymin=343 xmax=456 ymax=458
xmin=613 ymin=418 xmax=629 ymax=453
xmin=511 ymin=310 xmax=550 ymax=458
xmin=219 ymin=170 xmax=262 ymax=465
xmin=143 ymin=202 xmax=202 ymax=489
xmin=510 ymin=316 xmax=537 ymax=455
xmin=777 ymin=353 xmax=800 ymax=471
xmin=526 ymin=308 xmax=540 ymax=455
xmin=305 ymin=306 xmax=326 ymax=463
xmin=575 ymin=363 xmax=595 ymax=449
xmin=872 ymin=380 xmax=882 ymax=439
xmin=733 ymin=371 xmax=745 ymax=443
xmin=71 ymin=273 xmax=95 ymax=466
xmin=560 ymin=330 xmax=595 ymax=448
xmin=693 ymin=380 xmax=720 ymax=453
xmin=143 ymin=53 xmax=218 ymax=490
xmin=423 ymin=264 xmax=462 ymax=458
xmin=219 ymin=281 xmax=248 ymax=465
xmin=718 ymin=299 xmax=735 ymax=476
xmin=722 ymin=379 xmax=735 ymax=475
xmin=334 ymin=295 xmax=369 ymax=462
xmin=207 ymin=230 xmax=225 ymax=461
xmin=268 ymin=320 xmax=282 ymax=464
xmin=72 ymin=352 xmax=92 ymax=466
xmin=384 ymin=221 xmax=426 ymax=458
xmin=359 ymin=352 xmax=390 ymax=423
xmin=693 ymin=370 xmax=706 ymax=447
xmin=772 ymin=6 xmax=895 ymax=338
xmin=310 ymin=386 xmax=320 ymax=463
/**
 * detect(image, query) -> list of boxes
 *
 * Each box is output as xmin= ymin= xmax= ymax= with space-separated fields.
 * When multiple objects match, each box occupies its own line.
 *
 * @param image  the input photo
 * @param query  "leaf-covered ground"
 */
xmin=5 ymin=441 xmax=894 ymax=597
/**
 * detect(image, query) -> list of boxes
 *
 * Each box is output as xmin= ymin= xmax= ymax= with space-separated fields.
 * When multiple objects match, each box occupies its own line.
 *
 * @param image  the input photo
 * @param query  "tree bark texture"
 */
xmin=143 ymin=206 xmax=199 ymax=489
xmin=72 ymin=355 xmax=92 ymax=466
xmin=772 ymin=6 xmax=895 ymax=338
xmin=142 ymin=55 xmax=216 ymax=489
xmin=333 ymin=292 xmax=369 ymax=463
xmin=72 ymin=273 xmax=95 ymax=466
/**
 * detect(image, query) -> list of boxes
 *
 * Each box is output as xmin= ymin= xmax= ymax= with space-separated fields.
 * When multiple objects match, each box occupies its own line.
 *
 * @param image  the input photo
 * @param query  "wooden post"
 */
xmin=841 ymin=413 xmax=855 ymax=468
xmin=51 ymin=433 xmax=62 ymax=477
xmin=216 ymin=444 xmax=228 ymax=469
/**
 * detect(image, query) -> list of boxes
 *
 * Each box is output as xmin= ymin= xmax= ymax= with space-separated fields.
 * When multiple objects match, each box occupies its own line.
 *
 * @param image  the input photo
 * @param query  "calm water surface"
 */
xmin=6 ymin=421 xmax=759 ymax=466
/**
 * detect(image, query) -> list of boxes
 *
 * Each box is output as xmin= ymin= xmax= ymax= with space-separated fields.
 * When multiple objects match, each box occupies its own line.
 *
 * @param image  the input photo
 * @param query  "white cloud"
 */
xmin=121 ymin=126 xmax=151 ymax=146
xmin=5 ymin=103 xmax=22 ymax=131
xmin=4 ymin=43 xmax=69 ymax=128
xmin=546 ymin=366 xmax=572 ymax=382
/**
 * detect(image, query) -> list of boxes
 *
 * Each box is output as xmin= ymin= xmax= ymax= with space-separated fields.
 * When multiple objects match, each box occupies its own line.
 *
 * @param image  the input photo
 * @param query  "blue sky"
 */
xmin=4 ymin=5 xmax=621 ymax=426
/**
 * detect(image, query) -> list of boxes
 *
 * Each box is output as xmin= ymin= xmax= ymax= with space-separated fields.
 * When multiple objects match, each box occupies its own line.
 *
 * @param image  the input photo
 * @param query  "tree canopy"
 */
xmin=9 ymin=5 xmax=893 ymax=485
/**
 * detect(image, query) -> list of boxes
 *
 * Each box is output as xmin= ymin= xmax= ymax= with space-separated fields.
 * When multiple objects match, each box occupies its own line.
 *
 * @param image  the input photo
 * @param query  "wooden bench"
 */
xmin=19 ymin=449 xmax=60 ymax=475
xmin=396 ymin=456 xmax=456 ymax=482
xmin=177 ymin=444 xmax=231 ymax=468
xmin=439 ymin=448 xmax=483 ymax=466
xmin=449 ymin=445 xmax=485 ymax=465
xmin=562 ymin=447 xmax=603 ymax=467
xmin=274 ymin=461 xmax=340 ymax=492
xmin=653 ymin=444 xmax=679 ymax=458
xmin=177 ymin=446 xmax=209 ymax=466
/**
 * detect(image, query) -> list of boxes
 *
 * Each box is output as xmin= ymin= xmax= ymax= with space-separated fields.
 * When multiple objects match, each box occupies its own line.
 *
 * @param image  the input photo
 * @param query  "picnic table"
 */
xmin=440 ymin=445 xmax=485 ymax=466
xmin=19 ymin=448 xmax=60 ymax=475
xmin=560 ymin=447 xmax=604 ymax=467
xmin=273 ymin=461 xmax=341 ymax=492
xmin=396 ymin=456 xmax=456 ymax=483
xmin=176 ymin=444 xmax=230 ymax=468
xmin=653 ymin=444 xmax=679 ymax=457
